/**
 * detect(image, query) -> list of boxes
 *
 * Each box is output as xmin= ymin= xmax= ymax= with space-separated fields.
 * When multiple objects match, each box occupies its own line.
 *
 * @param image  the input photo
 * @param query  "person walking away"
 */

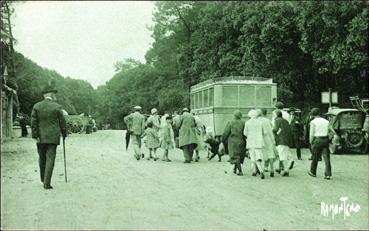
xmin=272 ymin=101 xmax=291 ymax=127
xmin=124 ymin=106 xmax=145 ymax=160
xmin=147 ymin=108 xmax=161 ymax=132
xmin=244 ymin=109 xmax=265 ymax=179
xmin=92 ymin=118 xmax=97 ymax=132
xmin=31 ymin=84 xmax=67 ymax=189
xmin=258 ymin=108 xmax=276 ymax=177
xmin=160 ymin=115 xmax=175 ymax=161
xmin=172 ymin=111 xmax=181 ymax=148
xmin=143 ymin=121 xmax=160 ymax=161
xmin=192 ymin=111 xmax=205 ymax=162
xmin=304 ymin=110 xmax=320 ymax=161
xmin=18 ymin=112 xmax=28 ymax=137
xmin=308 ymin=108 xmax=332 ymax=180
xmin=223 ymin=110 xmax=246 ymax=176
xmin=273 ymin=110 xmax=294 ymax=177
xmin=178 ymin=108 xmax=198 ymax=163
xmin=290 ymin=109 xmax=303 ymax=160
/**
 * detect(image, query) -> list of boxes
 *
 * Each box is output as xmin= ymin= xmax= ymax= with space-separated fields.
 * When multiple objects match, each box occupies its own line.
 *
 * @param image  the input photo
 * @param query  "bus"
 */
xmin=190 ymin=76 xmax=277 ymax=136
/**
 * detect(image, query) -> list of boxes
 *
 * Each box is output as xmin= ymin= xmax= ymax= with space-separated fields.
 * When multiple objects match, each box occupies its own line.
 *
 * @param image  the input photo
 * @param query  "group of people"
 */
xmin=123 ymin=106 xmax=206 ymax=163
xmin=123 ymin=101 xmax=333 ymax=181
xmin=29 ymin=82 xmax=333 ymax=190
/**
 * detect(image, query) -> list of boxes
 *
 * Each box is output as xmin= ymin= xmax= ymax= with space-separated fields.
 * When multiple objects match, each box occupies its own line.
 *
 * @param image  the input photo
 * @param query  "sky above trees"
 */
xmin=11 ymin=1 xmax=155 ymax=88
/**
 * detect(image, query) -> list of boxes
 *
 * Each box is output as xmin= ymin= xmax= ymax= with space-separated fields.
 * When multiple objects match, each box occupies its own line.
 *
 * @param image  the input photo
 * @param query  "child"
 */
xmin=204 ymin=132 xmax=222 ymax=162
xmin=144 ymin=121 xmax=160 ymax=161
xmin=160 ymin=116 xmax=175 ymax=162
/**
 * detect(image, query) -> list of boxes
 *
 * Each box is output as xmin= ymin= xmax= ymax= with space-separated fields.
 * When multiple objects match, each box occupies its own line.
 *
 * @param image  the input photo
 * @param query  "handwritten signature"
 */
xmin=321 ymin=197 xmax=360 ymax=219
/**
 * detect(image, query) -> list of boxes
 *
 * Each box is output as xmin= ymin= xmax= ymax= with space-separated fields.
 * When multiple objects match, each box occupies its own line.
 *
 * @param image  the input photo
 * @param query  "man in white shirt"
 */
xmin=308 ymin=108 xmax=332 ymax=179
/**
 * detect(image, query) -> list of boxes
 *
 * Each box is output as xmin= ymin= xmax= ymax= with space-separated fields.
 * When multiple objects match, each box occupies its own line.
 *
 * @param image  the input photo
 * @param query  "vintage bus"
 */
xmin=190 ymin=76 xmax=277 ymax=136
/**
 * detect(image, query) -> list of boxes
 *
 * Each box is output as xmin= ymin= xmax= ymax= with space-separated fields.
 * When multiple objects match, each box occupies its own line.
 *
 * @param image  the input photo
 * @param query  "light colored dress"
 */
xmin=259 ymin=117 xmax=276 ymax=160
xmin=160 ymin=123 xmax=175 ymax=150
xmin=144 ymin=127 xmax=160 ymax=149
xmin=244 ymin=117 xmax=264 ymax=161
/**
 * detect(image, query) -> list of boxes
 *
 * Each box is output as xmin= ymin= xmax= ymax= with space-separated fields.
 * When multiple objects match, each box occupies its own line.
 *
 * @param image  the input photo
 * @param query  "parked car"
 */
xmin=326 ymin=108 xmax=366 ymax=154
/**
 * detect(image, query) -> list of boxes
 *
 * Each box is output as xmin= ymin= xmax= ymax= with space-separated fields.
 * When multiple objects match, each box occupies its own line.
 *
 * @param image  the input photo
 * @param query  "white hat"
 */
xmin=248 ymin=109 xmax=258 ymax=118
xmin=134 ymin=106 xmax=142 ymax=110
xmin=151 ymin=108 xmax=158 ymax=114
xmin=205 ymin=127 xmax=213 ymax=133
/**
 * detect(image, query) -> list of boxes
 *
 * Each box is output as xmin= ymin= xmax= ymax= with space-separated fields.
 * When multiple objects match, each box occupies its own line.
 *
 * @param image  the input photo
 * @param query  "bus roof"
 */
xmin=191 ymin=76 xmax=275 ymax=91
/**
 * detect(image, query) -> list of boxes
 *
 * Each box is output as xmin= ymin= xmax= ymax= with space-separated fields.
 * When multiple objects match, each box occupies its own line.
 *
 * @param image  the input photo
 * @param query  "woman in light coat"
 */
xmin=244 ymin=109 xmax=265 ymax=179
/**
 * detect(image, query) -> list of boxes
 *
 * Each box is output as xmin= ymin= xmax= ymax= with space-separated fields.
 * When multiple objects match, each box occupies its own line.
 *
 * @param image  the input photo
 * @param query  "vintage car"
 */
xmin=326 ymin=108 xmax=366 ymax=154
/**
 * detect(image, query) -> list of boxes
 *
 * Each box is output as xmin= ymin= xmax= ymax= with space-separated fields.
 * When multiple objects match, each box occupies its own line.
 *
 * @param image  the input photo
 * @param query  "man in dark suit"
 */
xmin=290 ymin=108 xmax=303 ymax=160
xmin=31 ymin=84 xmax=67 ymax=189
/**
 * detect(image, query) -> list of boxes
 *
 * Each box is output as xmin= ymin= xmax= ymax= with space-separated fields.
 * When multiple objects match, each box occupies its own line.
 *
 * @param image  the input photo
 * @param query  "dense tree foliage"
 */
xmin=8 ymin=1 xmax=368 ymax=129
xmin=13 ymin=52 xmax=96 ymax=117
xmin=98 ymin=1 xmax=367 ymax=128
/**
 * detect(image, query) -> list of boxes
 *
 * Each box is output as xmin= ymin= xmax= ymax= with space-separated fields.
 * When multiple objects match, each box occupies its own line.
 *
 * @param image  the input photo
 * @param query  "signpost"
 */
xmin=322 ymin=88 xmax=338 ymax=109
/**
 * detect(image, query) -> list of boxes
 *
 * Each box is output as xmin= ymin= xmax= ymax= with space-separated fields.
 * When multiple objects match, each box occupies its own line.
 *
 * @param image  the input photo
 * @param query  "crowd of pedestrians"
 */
xmin=123 ymin=101 xmax=333 ymax=181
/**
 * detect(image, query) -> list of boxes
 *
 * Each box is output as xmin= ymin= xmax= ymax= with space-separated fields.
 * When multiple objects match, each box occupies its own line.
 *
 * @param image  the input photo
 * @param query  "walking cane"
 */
xmin=63 ymin=137 xmax=68 ymax=183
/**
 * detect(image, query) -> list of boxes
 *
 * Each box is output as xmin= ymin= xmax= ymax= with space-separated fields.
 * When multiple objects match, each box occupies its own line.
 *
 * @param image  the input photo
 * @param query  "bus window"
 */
xmin=222 ymin=86 xmax=238 ymax=106
xmin=256 ymin=86 xmax=271 ymax=107
xmin=196 ymin=91 xmax=201 ymax=109
xmin=240 ymin=85 xmax=255 ymax=107
xmin=191 ymin=93 xmax=196 ymax=109
xmin=203 ymin=89 xmax=209 ymax=107
xmin=209 ymin=87 xmax=214 ymax=107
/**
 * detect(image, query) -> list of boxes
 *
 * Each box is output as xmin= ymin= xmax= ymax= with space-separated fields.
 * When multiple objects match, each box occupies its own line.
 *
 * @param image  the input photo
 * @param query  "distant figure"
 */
xmin=223 ymin=110 xmax=246 ymax=176
xmin=172 ymin=111 xmax=181 ymax=148
xmin=178 ymin=108 xmax=198 ymax=163
xmin=147 ymin=108 xmax=161 ymax=132
xmin=124 ymin=106 xmax=145 ymax=160
xmin=258 ymin=108 xmax=276 ymax=177
xmin=92 ymin=118 xmax=97 ymax=132
xmin=160 ymin=115 xmax=175 ymax=162
xmin=143 ymin=121 xmax=160 ymax=161
xmin=18 ymin=113 xmax=28 ymax=137
xmin=86 ymin=115 xmax=93 ymax=134
xmin=272 ymin=101 xmax=291 ymax=127
xmin=308 ymin=108 xmax=332 ymax=180
xmin=290 ymin=109 xmax=303 ymax=160
xmin=273 ymin=109 xmax=294 ymax=177
xmin=192 ymin=111 xmax=205 ymax=162
xmin=244 ymin=109 xmax=265 ymax=179
xmin=31 ymin=84 xmax=67 ymax=189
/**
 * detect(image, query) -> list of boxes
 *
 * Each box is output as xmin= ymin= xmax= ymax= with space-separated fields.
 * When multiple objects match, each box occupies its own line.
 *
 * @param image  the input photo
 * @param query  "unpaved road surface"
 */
xmin=1 ymin=130 xmax=368 ymax=230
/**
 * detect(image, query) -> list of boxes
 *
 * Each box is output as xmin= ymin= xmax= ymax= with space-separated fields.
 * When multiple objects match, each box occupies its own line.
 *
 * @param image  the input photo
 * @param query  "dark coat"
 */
xmin=31 ymin=99 xmax=67 ymax=145
xmin=178 ymin=112 xmax=198 ymax=148
xmin=223 ymin=119 xmax=246 ymax=164
xmin=273 ymin=117 xmax=293 ymax=147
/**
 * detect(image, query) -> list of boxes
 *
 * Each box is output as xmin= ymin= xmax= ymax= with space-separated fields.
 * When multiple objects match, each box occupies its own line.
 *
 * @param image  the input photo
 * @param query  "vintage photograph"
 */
xmin=1 ymin=1 xmax=368 ymax=230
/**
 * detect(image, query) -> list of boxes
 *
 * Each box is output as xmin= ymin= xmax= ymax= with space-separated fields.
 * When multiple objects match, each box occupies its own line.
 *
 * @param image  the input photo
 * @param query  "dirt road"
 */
xmin=1 ymin=130 xmax=368 ymax=230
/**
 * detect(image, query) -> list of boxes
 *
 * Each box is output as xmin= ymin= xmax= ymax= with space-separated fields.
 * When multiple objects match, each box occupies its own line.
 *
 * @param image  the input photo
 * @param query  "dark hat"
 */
xmin=310 ymin=108 xmax=320 ymax=117
xmin=42 ymin=82 xmax=58 ymax=94
xmin=275 ymin=101 xmax=284 ymax=109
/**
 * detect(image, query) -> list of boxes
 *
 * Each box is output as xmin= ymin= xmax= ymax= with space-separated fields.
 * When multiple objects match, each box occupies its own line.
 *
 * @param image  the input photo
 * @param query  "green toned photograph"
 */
xmin=1 ymin=1 xmax=368 ymax=230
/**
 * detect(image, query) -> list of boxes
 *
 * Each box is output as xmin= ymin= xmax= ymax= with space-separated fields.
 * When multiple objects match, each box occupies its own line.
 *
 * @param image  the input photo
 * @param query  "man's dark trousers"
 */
xmin=310 ymin=137 xmax=332 ymax=176
xmin=37 ymin=143 xmax=57 ymax=187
